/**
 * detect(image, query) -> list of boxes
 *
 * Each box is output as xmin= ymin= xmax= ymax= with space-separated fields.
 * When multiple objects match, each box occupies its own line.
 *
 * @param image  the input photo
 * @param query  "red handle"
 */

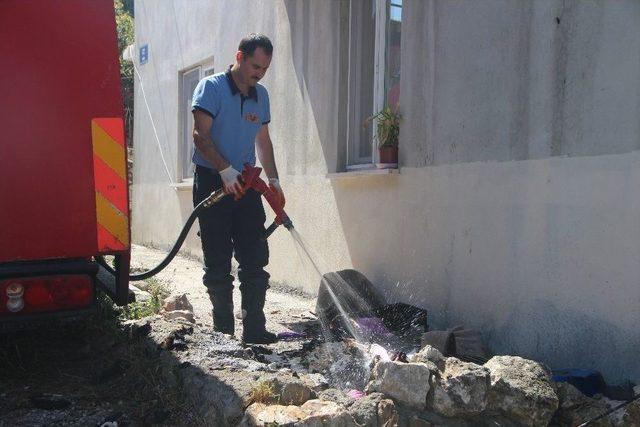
xmin=241 ymin=164 xmax=290 ymax=225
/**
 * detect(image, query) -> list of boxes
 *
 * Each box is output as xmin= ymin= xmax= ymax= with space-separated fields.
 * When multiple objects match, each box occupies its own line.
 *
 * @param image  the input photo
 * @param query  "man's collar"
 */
xmin=225 ymin=65 xmax=258 ymax=101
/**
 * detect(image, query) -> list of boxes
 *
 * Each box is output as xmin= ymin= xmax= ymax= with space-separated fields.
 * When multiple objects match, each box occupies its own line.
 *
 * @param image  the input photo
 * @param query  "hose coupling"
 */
xmin=203 ymin=188 xmax=226 ymax=208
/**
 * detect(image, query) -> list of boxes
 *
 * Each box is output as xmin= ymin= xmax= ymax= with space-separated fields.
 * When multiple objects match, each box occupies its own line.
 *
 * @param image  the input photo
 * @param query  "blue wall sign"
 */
xmin=139 ymin=44 xmax=149 ymax=65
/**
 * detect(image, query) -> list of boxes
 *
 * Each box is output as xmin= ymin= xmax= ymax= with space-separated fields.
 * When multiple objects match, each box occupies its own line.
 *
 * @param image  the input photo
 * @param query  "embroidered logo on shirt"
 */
xmin=245 ymin=113 xmax=260 ymax=124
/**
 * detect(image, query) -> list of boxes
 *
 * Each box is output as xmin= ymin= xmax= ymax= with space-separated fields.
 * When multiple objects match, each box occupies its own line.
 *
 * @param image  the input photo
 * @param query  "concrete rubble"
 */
xmin=114 ymin=247 xmax=639 ymax=426
xmin=241 ymin=400 xmax=355 ymax=426
xmin=484 ymin=355 xmax=559 ymax=426
xmin=366 ymin=361 xmax=432 ymax=410
xmin=430 ymin=357 xmax=490 ymax=417
xmin=132 ymin=291 xmax=638 ymax=426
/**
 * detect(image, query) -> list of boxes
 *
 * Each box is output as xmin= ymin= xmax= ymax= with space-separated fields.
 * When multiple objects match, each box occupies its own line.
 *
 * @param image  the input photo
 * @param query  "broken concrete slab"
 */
xmin=162 ymin=293 xmax=193 ymax=312
xmin=377 ymin=398 xmax=399 ymax=427
xmin=484 ymin=355 xmax=559 ymax=426
xmin=430 ymin=357 xmax=490 ymax=418
xmin=366 ymin=361 xmax=432 ymax=410
xmin=241 ymin=400 xmax=355 ymax=426
xmin=317 ymin=388 xmax=355 ymax=408
xmin=410 ymin=345 xmax=444 ymax=365
xmin=299 ymin=399 xmax=357 ymax=426
xmin=347 ymin=394 xmax=379 ymax=426
xmin=241 ymin=403 xmax=307 ymax=426
xmin=260 ymin=377 xmax=315 ymax=406
xmin=551 ymin=382 xmax=613 ymax=426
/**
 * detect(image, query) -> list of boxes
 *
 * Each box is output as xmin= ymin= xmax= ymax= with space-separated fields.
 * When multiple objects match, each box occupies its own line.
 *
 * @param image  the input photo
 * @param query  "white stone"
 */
xmin=129 ymin=285 xmax=151 ymax=303
xmin=377 ymin=399 xmax=399 ymax=427
xmin=299 ymin=400 xmax=356 ymax=426
xmin=162 ymin=293 xmax=193 ymax=312
xmin=410 ymin=345 xmax=444 ymax=366
xmin=431 ymin=357 xmax=490 ymax=417
xmin=261 ymin=377 xmax=314 ymax=406
xmin=241 ymin=400 xmax=355 ymax=426
xmin=162 ymin=309 xmax=195 ymax=323
xmin=484 ymin=356 xmax=559 ymax=426
xmin=241 ymin=403 xmax=306 ymax=426
xmin=366 ymin=361 xmax=431 ymax=410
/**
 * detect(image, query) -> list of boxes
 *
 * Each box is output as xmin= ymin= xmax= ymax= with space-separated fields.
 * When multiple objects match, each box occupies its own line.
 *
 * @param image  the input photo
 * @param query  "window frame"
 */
xmin=346 ymin=0 xmax=399 ymax=170
xmin=177 ymin=58 xmax=214 ymax=182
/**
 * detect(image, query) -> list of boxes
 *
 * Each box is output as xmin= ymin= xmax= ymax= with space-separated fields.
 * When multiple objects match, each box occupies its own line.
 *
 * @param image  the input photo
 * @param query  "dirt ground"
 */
xmin=0 ymin=244 xmax=319 ymax=426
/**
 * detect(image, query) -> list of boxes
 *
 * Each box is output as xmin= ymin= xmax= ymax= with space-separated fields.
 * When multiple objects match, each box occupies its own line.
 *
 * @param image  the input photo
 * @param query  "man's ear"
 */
xmin=235 ymin=50 xmax=244 ymax=63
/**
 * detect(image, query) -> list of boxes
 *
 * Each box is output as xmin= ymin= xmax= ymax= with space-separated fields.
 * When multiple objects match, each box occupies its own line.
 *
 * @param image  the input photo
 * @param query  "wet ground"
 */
xmin=0 ymin=244 xmax=334 ymax=426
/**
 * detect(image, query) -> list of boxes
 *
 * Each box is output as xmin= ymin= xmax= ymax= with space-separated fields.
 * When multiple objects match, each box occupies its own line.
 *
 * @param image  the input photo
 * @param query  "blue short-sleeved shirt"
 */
xmin=191 ymin=68 xmax=271 ymax=172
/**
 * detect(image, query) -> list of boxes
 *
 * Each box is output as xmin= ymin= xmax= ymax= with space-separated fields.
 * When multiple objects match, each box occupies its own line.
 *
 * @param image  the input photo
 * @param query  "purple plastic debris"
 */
xmin=276 ymin=331 xmax=307 ymax=341
xmin=347 ymin=389 xmax=365 ymax=400
xmin=354 ymin=317 xmax=391 ymax=336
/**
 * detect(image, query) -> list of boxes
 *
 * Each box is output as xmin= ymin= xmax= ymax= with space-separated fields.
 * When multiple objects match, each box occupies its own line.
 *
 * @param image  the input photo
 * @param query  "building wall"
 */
xmin=132 ymin=0 xmax=640 ymax=382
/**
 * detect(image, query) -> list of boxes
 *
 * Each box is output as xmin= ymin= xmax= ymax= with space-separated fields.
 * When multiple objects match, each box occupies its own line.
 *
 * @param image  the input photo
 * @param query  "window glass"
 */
xmin=347 ymin=0 xmax=375 ymax=166
xmin=346 ymin=0 xmax=401 ymax=168
xmin=181 ymin=67 xmax=200 ymax=180
xmin=386 ymin=0 xmax=401 ymax=112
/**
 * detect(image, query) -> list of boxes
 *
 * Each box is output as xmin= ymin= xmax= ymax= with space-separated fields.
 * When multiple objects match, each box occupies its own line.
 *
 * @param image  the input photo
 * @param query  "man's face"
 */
xmin=237 ymin=47 xmax=271 ymax=87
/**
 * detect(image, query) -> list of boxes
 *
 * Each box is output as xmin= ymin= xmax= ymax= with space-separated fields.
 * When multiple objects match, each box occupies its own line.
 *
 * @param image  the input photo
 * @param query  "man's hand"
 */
xmin=268 ymin=178 xmax=286 ymax=208
xmin=220 ymin=166 xmax=244 ymax=199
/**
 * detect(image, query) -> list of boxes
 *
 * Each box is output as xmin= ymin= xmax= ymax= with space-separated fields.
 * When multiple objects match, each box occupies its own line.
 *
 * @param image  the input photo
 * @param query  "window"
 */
xmin=347 ymin=0 xmax=402 ymax=168
xmin=179 ymin=61 xmax=214 ymax=181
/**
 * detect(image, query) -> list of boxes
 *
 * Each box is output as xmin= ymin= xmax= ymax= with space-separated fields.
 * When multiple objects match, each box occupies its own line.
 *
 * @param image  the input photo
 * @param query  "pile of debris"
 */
xmin=241 ymin=340 xmax=640 ymax=426
xmin=128 ymin=270 xmax=639 ymax=426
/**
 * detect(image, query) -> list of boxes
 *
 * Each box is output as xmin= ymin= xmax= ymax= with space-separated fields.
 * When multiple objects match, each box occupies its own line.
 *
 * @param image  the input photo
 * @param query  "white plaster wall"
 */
xmin=132 ymin=0 xmax=640 ymax=382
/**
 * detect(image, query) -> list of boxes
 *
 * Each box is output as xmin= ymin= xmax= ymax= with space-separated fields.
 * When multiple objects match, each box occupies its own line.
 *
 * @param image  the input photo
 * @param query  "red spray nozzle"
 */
xmin=241 ymin=164 xmax=292 ymax=229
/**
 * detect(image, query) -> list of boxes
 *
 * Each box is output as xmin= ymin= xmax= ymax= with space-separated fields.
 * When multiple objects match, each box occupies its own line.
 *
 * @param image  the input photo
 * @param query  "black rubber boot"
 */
xmin=241 ymin=286 xmax=277 ymax=344
xmin=208 ymin=287 xmax=235 ymax=335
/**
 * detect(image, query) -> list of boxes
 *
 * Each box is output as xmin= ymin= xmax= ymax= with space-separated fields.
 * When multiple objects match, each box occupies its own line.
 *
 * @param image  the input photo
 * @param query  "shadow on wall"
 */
xmin=282 ymin=0 xmax=348 ymax=175
xmin=489 ymin=299 xmax=640 ymax=384
xmin=282 ymin=1 xmax=413 ymax=307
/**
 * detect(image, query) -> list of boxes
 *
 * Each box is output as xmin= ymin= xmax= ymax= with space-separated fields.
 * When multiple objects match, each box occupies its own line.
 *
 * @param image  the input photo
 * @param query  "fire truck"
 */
xmin=0 ymin=0 xmax=131 ymax=327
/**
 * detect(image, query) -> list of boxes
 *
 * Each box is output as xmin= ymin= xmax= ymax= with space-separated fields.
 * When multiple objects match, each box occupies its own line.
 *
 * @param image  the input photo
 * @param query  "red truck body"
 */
xmin=0 ymin=0 xmax=131 ymax=325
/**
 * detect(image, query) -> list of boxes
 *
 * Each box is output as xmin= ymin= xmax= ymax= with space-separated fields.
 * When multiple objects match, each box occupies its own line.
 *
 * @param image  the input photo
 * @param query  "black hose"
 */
xmin=97 ymin=192 xmax=216 ymax=281
xmin=577 ymin=393 xmax=640 ymax=426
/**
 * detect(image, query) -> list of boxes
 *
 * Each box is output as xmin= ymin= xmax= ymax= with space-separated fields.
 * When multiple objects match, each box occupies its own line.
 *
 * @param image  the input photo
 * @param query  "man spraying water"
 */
xmin=191 ymin=34 xmax=285 ymax=344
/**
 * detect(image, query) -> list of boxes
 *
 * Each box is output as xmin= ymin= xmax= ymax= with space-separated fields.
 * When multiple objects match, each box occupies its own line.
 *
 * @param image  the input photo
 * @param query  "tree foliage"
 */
xmin=114 ymin=0 xmax=135 ymax=145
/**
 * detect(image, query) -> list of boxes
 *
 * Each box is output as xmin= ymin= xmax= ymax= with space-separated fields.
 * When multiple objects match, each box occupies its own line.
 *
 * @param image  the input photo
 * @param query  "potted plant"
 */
xmin=365 ymin=106 xmax=401 ymax=168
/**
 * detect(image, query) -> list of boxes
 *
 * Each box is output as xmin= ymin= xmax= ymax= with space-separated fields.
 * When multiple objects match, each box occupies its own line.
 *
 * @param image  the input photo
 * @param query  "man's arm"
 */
xmin=255 ymin=124 xmax=285 ymax=206
xmin=192 ymin=109 xmax=243 ymax=197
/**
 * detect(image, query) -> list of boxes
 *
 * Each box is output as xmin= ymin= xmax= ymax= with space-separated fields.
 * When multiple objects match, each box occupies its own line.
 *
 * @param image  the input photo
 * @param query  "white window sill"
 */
xmin=326 ymin=166 xmax=399 ymax=180
xmin=170 ymin=180 xmax=193 ymax=191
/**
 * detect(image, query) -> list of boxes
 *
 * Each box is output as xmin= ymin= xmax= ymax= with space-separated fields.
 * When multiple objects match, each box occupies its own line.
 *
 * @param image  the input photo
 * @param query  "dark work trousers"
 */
xmin=193 ymin=165 xmax=270 ymax=330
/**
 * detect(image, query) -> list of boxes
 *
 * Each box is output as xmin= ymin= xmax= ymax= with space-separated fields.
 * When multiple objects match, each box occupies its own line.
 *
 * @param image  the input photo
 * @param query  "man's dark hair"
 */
xmin=238 ymin=33 xmax=273 ymax=57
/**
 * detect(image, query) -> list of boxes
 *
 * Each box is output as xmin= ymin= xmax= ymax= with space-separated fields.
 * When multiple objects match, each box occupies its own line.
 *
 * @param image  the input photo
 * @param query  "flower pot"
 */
xmin=377 ymin=145 xmax=398 ymax=168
